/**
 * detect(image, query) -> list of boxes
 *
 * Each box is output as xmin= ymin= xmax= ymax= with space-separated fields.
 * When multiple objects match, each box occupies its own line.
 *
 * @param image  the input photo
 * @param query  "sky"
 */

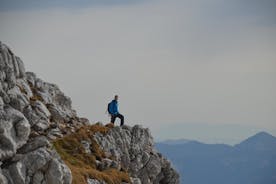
xmin=0 ymin=0 xmax=275 ymax=144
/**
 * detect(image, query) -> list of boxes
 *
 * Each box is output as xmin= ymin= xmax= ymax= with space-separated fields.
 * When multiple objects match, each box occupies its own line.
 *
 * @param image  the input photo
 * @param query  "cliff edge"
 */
xmin=0 ymin=41 xmax=179 ymax=184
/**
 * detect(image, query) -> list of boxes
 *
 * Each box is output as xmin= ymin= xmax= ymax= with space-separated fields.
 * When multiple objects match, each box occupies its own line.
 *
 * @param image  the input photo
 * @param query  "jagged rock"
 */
xmin=0 ymin=97 xmax=4 ymax=110
xmin=1 ymin=148 xmax=71 ymax=184
xmin=45 ymin=157 xmax=72 ymax=184
xmin=87 ymin=179 xmax=106 ymax=184
xmin=18 ymin=136 xmax=50 ymax=154
xmin=23 ymin=100 xmax=51 ymax=131
xmin=7 ymin=85 xmax=29 ymax=111
xmin=0 ymin=41 xmax=77 ymax=184
xmin=79 ymin=118 xmax=91 ymax=125
xmin=94 ymin=125 xmax=180 ymax=184
xmin=0 ymin=167 xmax=8 ymax=184
xmin=0 ymin=106 xmax=30 ymax=160
xmin=16 ymin=79 xmax=33 ymax=98
xmin=97 ymin=158 xmax=113 ymax=171
xmin=0 ymin=41 xmax=180 ymax=184
xmin=131 ymin=177 xmax=142 ymax=184
xmin=47 ymin=127 xmax=63 ymax=139
xmin=32 ymin=171 xmax=45 ymax=184
xmin=81 ymin=140 xmax=91 ymax=154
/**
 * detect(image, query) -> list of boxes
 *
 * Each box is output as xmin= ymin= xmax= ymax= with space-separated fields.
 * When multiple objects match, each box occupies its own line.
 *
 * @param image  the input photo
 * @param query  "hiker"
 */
xmin=107 ymin=95 xmax=124 ymax=126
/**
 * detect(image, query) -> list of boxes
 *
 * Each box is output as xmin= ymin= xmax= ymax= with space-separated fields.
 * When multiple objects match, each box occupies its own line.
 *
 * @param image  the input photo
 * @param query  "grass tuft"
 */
xmin=53 ymin=124 xmax=131 ymax=184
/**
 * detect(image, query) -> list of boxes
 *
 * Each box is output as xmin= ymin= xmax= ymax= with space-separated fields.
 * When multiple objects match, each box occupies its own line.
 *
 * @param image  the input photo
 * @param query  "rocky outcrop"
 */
xmin=94 ymin=125 xmax=180 ymax=184
xmin=0 ymin=41 xmax=179 ymax=184
xmin=0 ymin=41 xmax=82 ymax=184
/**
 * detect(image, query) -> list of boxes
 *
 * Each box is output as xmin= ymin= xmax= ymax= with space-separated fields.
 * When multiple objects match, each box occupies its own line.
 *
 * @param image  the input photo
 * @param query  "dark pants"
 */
xmin=111 ymin=113 xmax=124 ymax=126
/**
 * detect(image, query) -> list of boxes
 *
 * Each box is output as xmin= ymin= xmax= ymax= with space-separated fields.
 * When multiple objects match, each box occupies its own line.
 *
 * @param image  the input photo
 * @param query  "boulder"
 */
xmin=0 ymin=106 xmax=30 ymax=160
xmin=94 ymin=125 xmax=180 ymax=184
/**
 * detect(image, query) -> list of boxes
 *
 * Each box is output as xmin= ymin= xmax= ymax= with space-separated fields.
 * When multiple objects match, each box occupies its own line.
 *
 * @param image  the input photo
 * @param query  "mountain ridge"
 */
xmin=157 ymin=131 xmax=276 ymax=184
xmin=158 ymin=131 xmax=276 ymax=146
xmin=0 ymin=41 xmax=180 ymax=184
xmin=236 ymin=131 xmax=276 ymax=147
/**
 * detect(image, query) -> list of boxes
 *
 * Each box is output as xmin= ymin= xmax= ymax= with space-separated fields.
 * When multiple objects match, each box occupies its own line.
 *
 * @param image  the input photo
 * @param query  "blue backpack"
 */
xmin=107 ymin=102 xmax=112 ymax=114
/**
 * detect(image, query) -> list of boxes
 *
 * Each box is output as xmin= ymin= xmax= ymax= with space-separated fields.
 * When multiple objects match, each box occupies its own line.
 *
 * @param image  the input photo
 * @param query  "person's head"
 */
xmin=114 ymin=95 xmax=118 ymax=101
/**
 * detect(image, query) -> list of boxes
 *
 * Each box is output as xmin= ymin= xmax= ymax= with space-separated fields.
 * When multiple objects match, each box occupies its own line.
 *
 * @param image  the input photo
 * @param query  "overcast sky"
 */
xmin=0 ymin=0 xmax=275 ymax=144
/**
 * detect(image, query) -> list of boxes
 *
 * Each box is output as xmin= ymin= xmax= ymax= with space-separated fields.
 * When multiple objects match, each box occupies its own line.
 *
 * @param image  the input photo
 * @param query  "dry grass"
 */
xmin=53 ymin=124 xmax=131 ymax=184
xmin=105 ymin=123 xmax=115 ymax=129
xmin=30 ymin=94 xmax=44 ymax=102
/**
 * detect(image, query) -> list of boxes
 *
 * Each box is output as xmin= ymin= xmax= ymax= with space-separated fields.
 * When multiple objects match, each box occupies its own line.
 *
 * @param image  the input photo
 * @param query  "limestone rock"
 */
xmin=0 ymin=41 xmax=180 ymax=184
xmin=0 ymin=41 xmax=78 ymax=184
xmin=131 ymin=177 xmax=142 ymax=184
xmin=0 ymin=106 xmax=30 ymax=160
xmin=0 ymin=167 xmax=8 ymax=184
xmin=94 ymin=125 xmax=180 ymax=184
xmin=87 ymin=179 xmax=106 ymax=184
xmin=45 ymin=157 xmax=72 ymax=184
xmin=1 ymin=148 xmax=71 ymax=184
xmin=18 ymin=136 xmax=50 ymax=154
xmin=81 ymin=140 xmax=91 ymax=154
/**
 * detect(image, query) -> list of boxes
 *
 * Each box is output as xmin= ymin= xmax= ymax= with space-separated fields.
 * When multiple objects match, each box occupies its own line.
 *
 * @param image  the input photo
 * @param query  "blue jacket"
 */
xmin=109 ymin=100 xmax=119 ymax=115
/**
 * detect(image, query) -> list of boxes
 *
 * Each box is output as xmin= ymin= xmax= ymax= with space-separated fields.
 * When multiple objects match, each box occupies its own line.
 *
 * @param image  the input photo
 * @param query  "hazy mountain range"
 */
xmin=156 ymin=131 xmax=276 ymax=184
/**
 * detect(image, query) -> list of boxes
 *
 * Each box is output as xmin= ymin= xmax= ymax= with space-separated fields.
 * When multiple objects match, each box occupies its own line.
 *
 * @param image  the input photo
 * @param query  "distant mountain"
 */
xmin=156 ymin=132 xmax=276 ymax=184
xmin=161 ymin=138 xmax=198 ymax=145
xmin=236 ymin=131 xmax=276 ymax=152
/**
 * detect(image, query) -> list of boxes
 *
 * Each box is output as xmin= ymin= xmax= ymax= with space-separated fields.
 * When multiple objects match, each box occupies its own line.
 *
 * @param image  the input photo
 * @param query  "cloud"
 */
xmin=0 ymin=0 xmax=149 ymax=11
xmin=0 ymin=0 xmax=275 ymax=143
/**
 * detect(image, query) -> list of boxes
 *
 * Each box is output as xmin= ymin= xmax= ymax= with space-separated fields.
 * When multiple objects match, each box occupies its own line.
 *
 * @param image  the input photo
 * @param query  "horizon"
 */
xmin=152 ymin=122 xmax=276 ymax=145
xmin=0 ymin=0 xmax=275 ymax=145
xmin=156 ymin=130 xmax=276 ymax=146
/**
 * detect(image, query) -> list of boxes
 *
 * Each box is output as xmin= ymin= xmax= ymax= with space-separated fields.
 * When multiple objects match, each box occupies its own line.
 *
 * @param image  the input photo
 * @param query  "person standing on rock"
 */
xmin=107 ymin=95 xmax=124 ymax=126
